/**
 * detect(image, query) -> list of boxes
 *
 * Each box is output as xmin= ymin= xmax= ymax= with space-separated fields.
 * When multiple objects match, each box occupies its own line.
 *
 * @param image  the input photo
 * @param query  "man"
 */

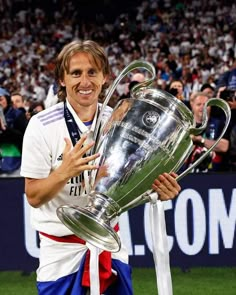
xmin=184 ymin=91 xmax=229 ymax=172
xmin=20 ymin=40 xmax=181 ymax=294
xmin=11 ymin=92 xmax=25 ymax=110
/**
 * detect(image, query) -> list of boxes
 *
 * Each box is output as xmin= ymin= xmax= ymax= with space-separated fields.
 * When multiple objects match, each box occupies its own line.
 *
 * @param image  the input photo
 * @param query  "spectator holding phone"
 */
xmin=167 ymin=79 xmax=191 ymax=109
xmin=168 ymin=79 xmax=185 ymax=101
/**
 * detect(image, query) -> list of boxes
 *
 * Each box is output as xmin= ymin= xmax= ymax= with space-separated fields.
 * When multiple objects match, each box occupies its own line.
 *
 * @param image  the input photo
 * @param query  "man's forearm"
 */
xmin=25 ymin=167 xmax=71 ymax=208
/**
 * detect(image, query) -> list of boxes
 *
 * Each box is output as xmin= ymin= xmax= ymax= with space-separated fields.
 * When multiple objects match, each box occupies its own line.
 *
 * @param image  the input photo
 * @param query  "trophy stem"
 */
xmin=57 ymin=192 xmax=122 ymax=252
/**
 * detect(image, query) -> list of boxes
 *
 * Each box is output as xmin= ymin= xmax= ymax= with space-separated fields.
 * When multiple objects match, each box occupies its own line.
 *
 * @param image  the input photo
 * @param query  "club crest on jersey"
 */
xmin=57 ymin=153 xmax=63 ymax=161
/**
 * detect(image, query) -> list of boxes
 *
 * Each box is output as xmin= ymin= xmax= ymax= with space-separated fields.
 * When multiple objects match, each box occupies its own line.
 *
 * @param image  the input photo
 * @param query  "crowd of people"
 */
xmin=0 ymin=0 xmax=236 ymax=174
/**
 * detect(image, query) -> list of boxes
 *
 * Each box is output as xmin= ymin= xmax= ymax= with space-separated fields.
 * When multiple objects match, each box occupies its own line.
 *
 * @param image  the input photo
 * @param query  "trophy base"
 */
xmin=57 ymin=193 xmax=121 ymax=252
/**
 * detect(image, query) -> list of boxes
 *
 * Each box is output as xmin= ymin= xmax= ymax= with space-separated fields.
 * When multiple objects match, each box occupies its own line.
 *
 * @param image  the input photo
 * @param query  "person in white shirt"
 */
xmin=21 ymin=39 xmax=181 ymax=295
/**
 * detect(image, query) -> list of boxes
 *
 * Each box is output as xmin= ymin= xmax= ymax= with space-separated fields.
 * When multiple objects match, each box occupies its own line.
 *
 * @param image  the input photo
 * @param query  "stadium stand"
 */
xmin=0 ymin=0 xmax=235 ymax=173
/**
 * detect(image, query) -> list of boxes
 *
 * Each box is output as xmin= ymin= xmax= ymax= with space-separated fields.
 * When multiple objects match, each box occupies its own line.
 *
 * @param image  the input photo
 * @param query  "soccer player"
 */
xmin=20 ymin=40 xmax=181 ymax=294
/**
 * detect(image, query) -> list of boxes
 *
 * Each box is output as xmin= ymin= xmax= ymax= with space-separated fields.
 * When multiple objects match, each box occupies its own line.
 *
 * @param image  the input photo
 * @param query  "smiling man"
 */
xmin=20 ymin=40 xmax=181 ymax=295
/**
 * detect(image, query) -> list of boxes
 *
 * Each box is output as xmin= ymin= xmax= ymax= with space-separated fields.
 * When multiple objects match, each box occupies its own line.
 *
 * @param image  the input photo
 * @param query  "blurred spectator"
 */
xmin=217 ymin=87 xmax=236 ymax=171
xmin=32 ymin=78 xmax=47 ymax=102
xmin=167 ymin=79 xmax=192 ymax=109
xmin=119 ymin=80 xmax=140 ymax=101
xmin=168 ymin=79 xmax=185 ymax=100
xmin=27 ymin=101 xmax=45 ymax=120
xmin=201 ymin=83 xmax=217 ymax=118
xmin=130 ymin=72 xmax=145 ymax=83
xmin=229 ymin=122 xmax=236 ymax=171
xmin=11 ymin=92 xmax=24 ymax=109
xmin=181 ymin=92 xmax=230 ymax=173
xmin=44 ymin=82 xmax=59 ymax=108
xmin=200 ymin=83 xmax=215 ymax=98
xmin=217 ymin=59 xmax=236 ymax=91
xmin=11 ymin=92 xmax=27 ymax=114
xmin=118 ymin=71 xmax=146 ymax=102
xmin=0 ymin=87 xmax=28 ymax=173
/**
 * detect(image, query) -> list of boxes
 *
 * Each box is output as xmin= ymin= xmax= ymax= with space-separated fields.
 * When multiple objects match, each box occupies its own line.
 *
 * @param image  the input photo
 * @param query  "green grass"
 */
xmin=0 ymin=267 xmax=236 ymax=294
xmin=133 ymin=267 xmax=236 ymax=295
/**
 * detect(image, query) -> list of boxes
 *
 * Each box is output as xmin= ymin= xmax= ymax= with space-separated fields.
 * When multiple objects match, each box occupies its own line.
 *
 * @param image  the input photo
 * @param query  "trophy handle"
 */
xmin=178 ymin=97 xmax=231 ymax=181
xmin=93 ymin=60 xmax=156 ymax=145
xmin=121 ymin=98 xmax=231 ymax=210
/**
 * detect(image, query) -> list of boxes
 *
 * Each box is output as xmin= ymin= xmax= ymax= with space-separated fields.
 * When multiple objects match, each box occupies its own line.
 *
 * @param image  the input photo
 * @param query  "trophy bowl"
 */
xmin=57 ymin=84 xmax=231 ymax=252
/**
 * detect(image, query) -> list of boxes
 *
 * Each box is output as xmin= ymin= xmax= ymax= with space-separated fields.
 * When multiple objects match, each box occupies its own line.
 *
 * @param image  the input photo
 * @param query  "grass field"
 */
xmin=0 ymin=267 xmax=236 ymax=294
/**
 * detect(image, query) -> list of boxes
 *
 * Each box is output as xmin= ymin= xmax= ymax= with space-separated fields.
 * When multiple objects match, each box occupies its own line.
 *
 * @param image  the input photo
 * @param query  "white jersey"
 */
xmin=20 ymin=100 xmax=113 ymax=236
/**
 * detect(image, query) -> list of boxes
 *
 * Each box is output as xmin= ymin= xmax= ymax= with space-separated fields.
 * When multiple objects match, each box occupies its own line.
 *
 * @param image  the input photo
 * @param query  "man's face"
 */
xmin=11 ymin=94 xmax=24 ymax=109
xmin=191 ymin=95 xmax=209 ymax=122
xmin=60 ymin=52 xmax=107 ymax=109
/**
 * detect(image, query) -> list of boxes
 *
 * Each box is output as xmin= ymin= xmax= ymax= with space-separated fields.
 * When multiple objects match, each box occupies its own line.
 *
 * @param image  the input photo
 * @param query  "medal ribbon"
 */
xmin=64 ymin=101 xmax=103 ymax=294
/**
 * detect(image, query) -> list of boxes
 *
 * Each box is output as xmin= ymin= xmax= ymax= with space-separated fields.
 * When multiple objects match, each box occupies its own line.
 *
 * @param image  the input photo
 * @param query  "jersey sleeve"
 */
xmin=20 ymin=115 xmax=52 ymax=179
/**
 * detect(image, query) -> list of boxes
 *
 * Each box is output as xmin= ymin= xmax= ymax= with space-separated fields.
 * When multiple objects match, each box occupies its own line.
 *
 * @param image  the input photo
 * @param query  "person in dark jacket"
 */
xmin=0 ymin=87 xmax=28 ymax=152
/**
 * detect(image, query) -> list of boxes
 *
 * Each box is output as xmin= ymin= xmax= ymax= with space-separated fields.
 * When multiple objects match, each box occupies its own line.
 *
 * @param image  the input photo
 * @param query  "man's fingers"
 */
xmin=79 ymin=153 xmax=100 ymax=166
xmin=73 ymin=135 xmax=95 ymax=156
xmin=63 ymin=135 xmax=95 ymax=158
xmin=63 ymin=137 xmax=72 ymax=154
xmin=152 ymin=172 xmax=181 ymax=201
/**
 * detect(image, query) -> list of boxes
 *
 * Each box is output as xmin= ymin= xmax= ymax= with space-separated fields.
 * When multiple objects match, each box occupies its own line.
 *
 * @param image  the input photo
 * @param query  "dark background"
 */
xmin=8 ymin=0 xmax=143 ymax=22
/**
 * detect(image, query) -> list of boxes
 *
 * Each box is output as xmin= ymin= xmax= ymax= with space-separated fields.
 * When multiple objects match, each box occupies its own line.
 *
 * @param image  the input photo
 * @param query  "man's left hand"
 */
xmin=152 ymin=172 xmax=181 ymax=201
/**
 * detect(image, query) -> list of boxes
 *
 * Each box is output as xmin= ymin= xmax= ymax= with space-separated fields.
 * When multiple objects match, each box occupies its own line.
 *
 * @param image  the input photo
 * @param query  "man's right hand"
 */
xmin=25 ymin=134 xmax=101 ymax=208
xmin=57 ymin=134 xmax=100 ymax=180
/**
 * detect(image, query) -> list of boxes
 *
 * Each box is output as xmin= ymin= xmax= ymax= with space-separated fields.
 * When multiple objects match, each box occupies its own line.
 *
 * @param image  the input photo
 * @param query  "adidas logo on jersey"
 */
xmin=57 ymin=154 xmax=63 ymax=161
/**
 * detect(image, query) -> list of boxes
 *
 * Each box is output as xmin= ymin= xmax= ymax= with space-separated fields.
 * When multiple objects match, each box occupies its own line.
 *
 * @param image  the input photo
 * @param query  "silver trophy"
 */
xmin=57 ymin=60 xmax=231 ymax=252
